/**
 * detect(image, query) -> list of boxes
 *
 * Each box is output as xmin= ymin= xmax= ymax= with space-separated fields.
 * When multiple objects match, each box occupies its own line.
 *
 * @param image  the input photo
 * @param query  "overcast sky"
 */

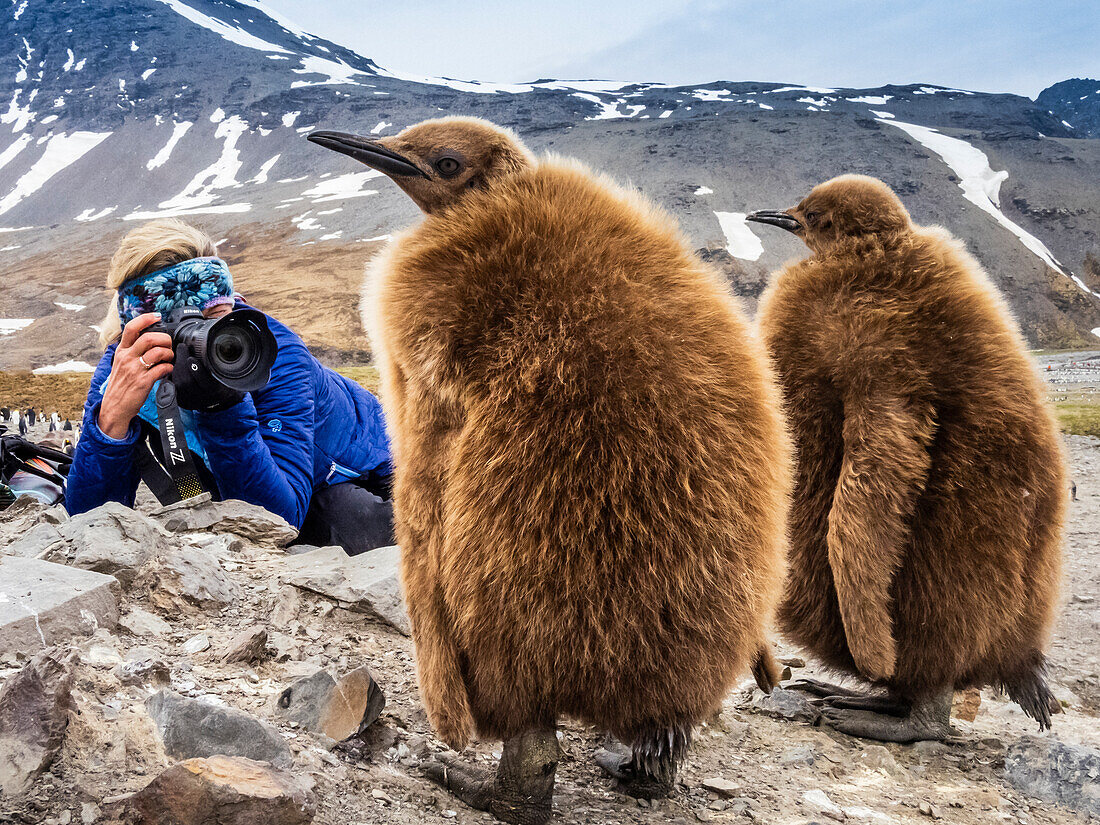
xmin=263 ymin=0 xmax=1098 ymax=98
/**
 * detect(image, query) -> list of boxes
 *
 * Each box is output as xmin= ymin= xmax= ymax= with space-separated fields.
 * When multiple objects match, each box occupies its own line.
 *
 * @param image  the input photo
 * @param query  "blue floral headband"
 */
xmin=117 ymin=257 xmax=234 ymax=326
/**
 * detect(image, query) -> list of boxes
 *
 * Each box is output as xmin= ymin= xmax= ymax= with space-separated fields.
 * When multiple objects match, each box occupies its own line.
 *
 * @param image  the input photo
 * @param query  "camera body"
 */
xmin=146 ymin=306 xmax=278 ymax=411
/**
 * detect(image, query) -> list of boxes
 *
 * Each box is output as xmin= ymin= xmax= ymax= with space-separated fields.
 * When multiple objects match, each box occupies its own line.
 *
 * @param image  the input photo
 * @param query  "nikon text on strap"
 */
xmin=153 ymin=381 xmax=205 ymax=500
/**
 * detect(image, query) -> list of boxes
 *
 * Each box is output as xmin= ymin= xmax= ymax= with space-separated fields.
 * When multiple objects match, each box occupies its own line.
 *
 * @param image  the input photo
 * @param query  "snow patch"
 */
xmin=290 ymin=55 xmax=365 ymax=88
xmin=63 ymin=49 xmax=75 ymax=72
xmin=848 ymin=95 xmax=892 ymax=105
xmin=250 ymin=154 xmax=280 ymax=184
xmin=142 ymin=68 xmax=157 ymax=81
xmin=0 ymin=132 xmax=112 ymax=217
xmin=714 ymin=212 xmax=764 ymax=262
xmin=123 ymin=203 xmax=252 ymax=221
xmin=871 ymin=110 xmax=894 ymax=119
xmin=153 ymin=0 xmax=292 ymax=53
xmin=154 ymin=116 xmax=249 ymax=212
xmin=32 ymin=360 xmax=95 ymax=374
xmin=54 ymin=302 xmax=86 ymax=311
xmin=370 ymin=121 xmax=392 ymax=135
xmin=0 ymin=319 xmax=34 ymax=335
xmin=695 ymin=186 xmax=713 ymax=195
xmin=281 ymin=111 xmax=300 ymax=128
xmin=75 ymin=207 xmax=117 ymax=222
xmin=0 ymin=134 xmax=33 ymax=172
xmin=573 ymin=93 xmax=643 ymax=120
xmin=301 ymin=171 xmax=383 ymax=203
xmin=318 ymin=231 xmax=342 ymax=241
xmin=659 ymin=110 xmax=672 ymax=118
xmin=210 ymin=107 xmax=226 ymax=123
xmin=147 ymin=121 xmax=192 ymax=170
xmin=767 ymin=85 xmax=836 ymax=94
xmin=883 ymin=119 xmax=1078 ymax=286
xmin=2 ymin=90 xmax=34 ymax=133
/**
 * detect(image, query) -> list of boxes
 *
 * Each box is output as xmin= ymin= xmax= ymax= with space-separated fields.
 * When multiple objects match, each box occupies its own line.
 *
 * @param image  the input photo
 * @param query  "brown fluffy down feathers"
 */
xmin=367 ymin=157 xmax=791 ymax=750
xmin=757 ymin=175 xmax=1066 ymax=705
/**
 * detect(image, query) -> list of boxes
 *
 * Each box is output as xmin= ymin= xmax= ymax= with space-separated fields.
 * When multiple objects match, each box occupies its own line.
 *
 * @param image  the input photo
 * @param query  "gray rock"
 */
xmin=116 ymin=755 xmax=315 ymax=825
xmin=1004 ymin=735 xmax=1100 ymax=816
xmin=222 ymin=626 xmax=268 ymax=664
xmin=0 ymin=557 xmax=120 ymax=653
xmin=45 ymin=501 xmax=173 ymax=588
xmin=143 ymin=546 xmax=241 ymax=610
xmin=118 ymin=606 xmax=172 ymax=638
xmin=780 ymin=746 xmax=816 ymax=766
xmin=145 ymin=689 xmax=292 ymax=768
xmin=152 ymin=495 xmax=297 ymax=547
xmin=279 ymin=545 xmax=409 ymax=635
xmin=750 ymin=687 xmax=821 ymax=723
xmin=1 ymin=522 xmax=66 ymax=558
xmin=114 ymin=650 xmax=170 ymax=687
xmin=273 ymin=666 xmax=385 ymax=743
xmin=0 ymin=649 xmax=74 ymax=797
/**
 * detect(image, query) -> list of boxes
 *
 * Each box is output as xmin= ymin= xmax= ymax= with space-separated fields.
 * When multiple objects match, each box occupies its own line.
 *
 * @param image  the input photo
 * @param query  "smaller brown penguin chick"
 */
xmin=750 ymin=174 xmax=1065 ymax=744
xmin=308 ymin=117 xmax=535 ymax=214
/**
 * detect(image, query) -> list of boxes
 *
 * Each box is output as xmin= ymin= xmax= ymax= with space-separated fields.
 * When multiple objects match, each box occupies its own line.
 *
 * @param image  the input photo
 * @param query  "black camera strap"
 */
xmin=151 ymin=381 xmax=206 ymax=501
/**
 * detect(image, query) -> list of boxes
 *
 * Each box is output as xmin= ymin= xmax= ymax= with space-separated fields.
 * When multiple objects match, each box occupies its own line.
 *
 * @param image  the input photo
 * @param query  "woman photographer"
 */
xmin=66 ymin=219 xmax=394 ymax=555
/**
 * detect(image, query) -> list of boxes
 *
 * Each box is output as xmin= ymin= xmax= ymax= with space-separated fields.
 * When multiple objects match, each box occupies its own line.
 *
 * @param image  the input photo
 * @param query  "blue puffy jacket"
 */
xmin=65 ymin=302 xmax=391 ymax=529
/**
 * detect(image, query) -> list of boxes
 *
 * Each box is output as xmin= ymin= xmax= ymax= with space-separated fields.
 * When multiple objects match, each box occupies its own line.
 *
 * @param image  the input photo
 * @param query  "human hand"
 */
xmin=97 ymin=313 xmax=174 ymax=439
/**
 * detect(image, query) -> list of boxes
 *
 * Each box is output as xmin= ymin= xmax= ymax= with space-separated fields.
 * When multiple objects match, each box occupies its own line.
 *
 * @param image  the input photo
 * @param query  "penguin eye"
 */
xmin=805 ymin=211 xmax=819 ymax=225
xmin=434 ymin=156 xmax=462 ymax=177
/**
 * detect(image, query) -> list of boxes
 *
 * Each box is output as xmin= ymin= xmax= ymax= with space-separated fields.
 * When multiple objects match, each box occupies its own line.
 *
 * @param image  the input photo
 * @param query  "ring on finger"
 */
xmin=139 ymin=354 xmax=153 ymax=369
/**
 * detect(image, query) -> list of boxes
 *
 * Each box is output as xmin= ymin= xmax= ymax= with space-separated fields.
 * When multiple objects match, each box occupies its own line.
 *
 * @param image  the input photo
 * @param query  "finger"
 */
xmin=148 ymin=363 xmax=174 ymax=383
xmin=136 ymin=346 xmax=175 ymax=368
xmin=130 ymin=332 xmax=173 ymax=356
xmin=120 ymin=313 xmax=162 ymax=349
xmin=132 ymin=341 xmax=173 ymax=363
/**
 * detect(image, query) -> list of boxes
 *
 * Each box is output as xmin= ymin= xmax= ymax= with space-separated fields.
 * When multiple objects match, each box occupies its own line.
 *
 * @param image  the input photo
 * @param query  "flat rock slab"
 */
xmin=146 ymin=689 xmax=292 ymax=768
xmin=152 ymin=495 xmax=297 ymax=548
xmin=0 ymin=557 xmax=120 ymax=653
xmin=116 ymin=755 xmax=315 ymax=825
xmin=278 ymin=545 xmax=409 ymax=636
xmin=1005 ymin=735 xmax=1100 ymax=816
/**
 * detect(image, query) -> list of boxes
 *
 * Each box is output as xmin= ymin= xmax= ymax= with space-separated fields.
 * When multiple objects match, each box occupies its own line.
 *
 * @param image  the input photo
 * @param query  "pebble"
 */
xmin=919 ymin=801 xmax=943 ymax=819
xmin=181 ymin=633 xmax=211 ymax=654
xmin=701 ymin=776 xmax=740 ymax=798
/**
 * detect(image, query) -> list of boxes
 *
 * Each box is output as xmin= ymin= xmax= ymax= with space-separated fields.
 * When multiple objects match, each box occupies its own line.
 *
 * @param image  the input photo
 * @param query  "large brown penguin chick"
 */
xmin=749 ymin=174 xmax=1066 ymax=743
xmin=310 ymin=118 xmax=791 ymax=823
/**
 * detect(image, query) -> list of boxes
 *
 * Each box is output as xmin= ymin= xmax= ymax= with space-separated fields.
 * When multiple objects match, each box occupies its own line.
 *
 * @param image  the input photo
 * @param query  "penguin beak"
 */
xmin=307 ymin=130 xmax=428 ymax=178
xmin=745 ymin=210 xmax=802 ymax=232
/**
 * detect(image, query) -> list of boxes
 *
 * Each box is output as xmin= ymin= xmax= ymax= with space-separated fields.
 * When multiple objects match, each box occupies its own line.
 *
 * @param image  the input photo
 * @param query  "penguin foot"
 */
xmin=813 ymin=693 xmax=910 ymax=717
xmin=424 ymin=729 xmax=559 ymax=825
xmin=820 ymin=688 xmax=954 ymax=743
xmin=785 ymin=678 xmax=867 ymax=699
xmin=594 ymin=735 xmax=680 ymax=800
xmin=422 ymin=752 xmax=494 ymax=810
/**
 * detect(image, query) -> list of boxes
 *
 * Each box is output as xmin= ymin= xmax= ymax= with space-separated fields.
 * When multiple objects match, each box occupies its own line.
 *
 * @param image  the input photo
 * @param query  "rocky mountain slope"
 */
xmin=1 ymin=0 xmax=1099 ymax=372
xmin=1038 ymin=79 xmax=1100 ymax=138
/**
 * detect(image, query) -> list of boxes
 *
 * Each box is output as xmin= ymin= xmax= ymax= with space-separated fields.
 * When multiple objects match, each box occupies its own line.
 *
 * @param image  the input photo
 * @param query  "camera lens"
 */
xmin=209 ymin=327 xmax=257 ymax=379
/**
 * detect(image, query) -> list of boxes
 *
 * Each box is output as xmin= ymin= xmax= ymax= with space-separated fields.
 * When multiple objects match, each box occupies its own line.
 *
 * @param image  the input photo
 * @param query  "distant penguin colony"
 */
xmin=310 ymin=117 xmax=791 ymax=823
xmin=749 ymin=175 xmax=1066 ymax=742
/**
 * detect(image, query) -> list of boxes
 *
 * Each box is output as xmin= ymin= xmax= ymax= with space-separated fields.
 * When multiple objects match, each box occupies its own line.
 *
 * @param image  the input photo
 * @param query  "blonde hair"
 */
xmin=98 ymin=218 xmax=217 ymax=347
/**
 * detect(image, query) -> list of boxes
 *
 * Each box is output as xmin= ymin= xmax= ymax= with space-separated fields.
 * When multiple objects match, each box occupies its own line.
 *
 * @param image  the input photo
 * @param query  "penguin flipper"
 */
xmin=750 ymin=643 xmax=781 ymax=693
xmin=828 ymin=388 xmax=936 ymax=681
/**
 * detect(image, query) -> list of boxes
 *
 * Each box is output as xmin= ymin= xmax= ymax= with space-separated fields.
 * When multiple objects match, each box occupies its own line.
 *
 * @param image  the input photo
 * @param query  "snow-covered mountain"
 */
xmin=2 ymin=0 xmax=1099 ymax=371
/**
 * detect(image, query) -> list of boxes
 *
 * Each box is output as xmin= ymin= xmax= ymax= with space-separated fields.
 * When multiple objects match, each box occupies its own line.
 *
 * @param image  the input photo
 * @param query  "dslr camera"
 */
xmin=146 ymin=306 xmax=278 ymax=411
